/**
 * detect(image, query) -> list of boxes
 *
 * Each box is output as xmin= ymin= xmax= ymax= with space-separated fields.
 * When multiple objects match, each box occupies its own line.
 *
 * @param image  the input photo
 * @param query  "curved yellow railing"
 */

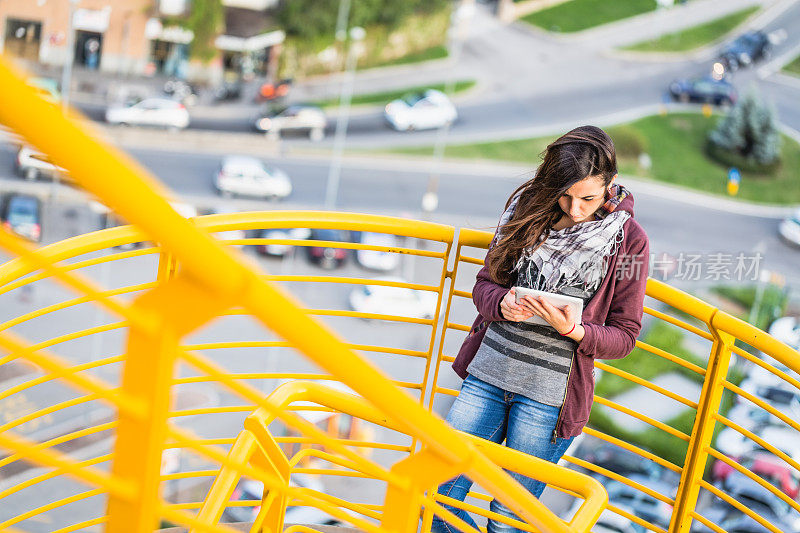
xmin=0 ymin=53 xmax=799 ymax=533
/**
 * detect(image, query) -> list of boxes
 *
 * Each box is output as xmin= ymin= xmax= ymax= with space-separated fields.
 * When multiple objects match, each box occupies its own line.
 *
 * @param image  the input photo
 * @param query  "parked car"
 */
xmin=306 ymin=229 xmax=351 ymax=269
xmin=712 ymin=450 xmax=800 ymax=500
xmin=778 ymin=208 xmax=800 ymax=247
xmin=105 ymin=97 xmax=190 ymax=129
xmin=256 ymin=78 xmax=292 ymax=102
xmin=691 ymin=470 xmax=800 ymax=533
xmin=718 ymin=31 xmax=772 ymax=72
xmin=384 ymin=89 xmax=458 ymax=131
xmin=213 ymin=80 xmax=242 ymax=102
xmin=715 ymin=423 xmax=800 ymax=462
xmin=255 ymin=227 xmax=311 ymax=257
xmin=163 ymin=78 xmax=199 ymax=106
xmin=15 ymin=145 xmax=69 ymax=182
xmin=251 ymin=104 xmax=327 ymax=141
xmin=668 ymin=77 xmax=737 ymax=106
xmin=570 ymin=439 xmax=675 ymax=484
xmin=214 ymin=155 xmax=292 ymax=200
xmin=348 ymin=277 xmax=439 ymax=320
xmin=562 ymin=474 xmax=673 ymax=531
xmin=224 ymin=473 xmax=340 ymax=525
xmin=2 ymin=194 xmax=42 ymax=242
xmin=352 ymin=231 xmax=400 ymax=272
xmin=768 ymin=315 xmax=800 ymax=351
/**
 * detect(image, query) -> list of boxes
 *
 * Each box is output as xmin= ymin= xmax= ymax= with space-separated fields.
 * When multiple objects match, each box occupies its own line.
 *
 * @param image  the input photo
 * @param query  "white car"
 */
xmin=348 ymin=277 xmax=439 ymax=320
xmin=252 ymin=105 xmax=327 ymax=141
xmin=15 ymin=145 xmax=68 ymax=181
xmin=105 ymin=98 xmax=190 ymax=129
xmin=354 ymin=232 xmax=400 ymax=272
xmin=215 ymin=156 xmax=292 ymax=200
xmin=778 ymin=208 xmax=800 ymax=247
xmin=769 ymin=316 xmax=800 ymax=351
xmin=384 ymin=89 xmax=457 ymax=131
xmin=715 ymin=424 xmax=800 ymax=461
xmin=256 ymin=227 xmax=311 ymax=256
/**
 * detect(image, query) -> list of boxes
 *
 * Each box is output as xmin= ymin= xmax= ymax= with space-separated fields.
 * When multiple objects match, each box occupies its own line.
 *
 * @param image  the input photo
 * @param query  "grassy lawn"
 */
xmin=375 ymin=45 xmax=449 ymax=68
xmin=312 ymin=80 xmax=476 ymax=108
xmin=783 ymin=54 xmax=800 ymax=76
xmin=623 ymin=6 xmax=759 ymax=52
xmin=388 ymin=112 xmax=800 ymax=205
xmin=594 ymin=321 xmax=705 ymax=400
xmin=521 ymin=0 xmax=658 ymax=33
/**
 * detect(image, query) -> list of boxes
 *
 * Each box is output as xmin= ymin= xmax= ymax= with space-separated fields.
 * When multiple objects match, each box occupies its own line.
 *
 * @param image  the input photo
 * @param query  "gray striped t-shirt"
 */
xmin=467 ymin=275 xmax=596 ymax=407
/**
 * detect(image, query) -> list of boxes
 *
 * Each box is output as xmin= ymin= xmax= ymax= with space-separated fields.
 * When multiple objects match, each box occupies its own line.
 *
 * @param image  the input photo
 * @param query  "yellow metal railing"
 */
xmin=0 ymin=53 xmax=799 ymax=533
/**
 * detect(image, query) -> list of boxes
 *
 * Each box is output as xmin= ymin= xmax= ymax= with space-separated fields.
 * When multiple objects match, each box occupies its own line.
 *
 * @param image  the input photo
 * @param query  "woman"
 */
xmin=432 ymin=125 xmax=650 ymax=533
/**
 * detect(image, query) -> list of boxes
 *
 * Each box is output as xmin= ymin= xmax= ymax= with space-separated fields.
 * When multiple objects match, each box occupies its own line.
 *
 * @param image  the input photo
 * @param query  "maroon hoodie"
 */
xmin=452 ymin=190 xmax=650 ymax=440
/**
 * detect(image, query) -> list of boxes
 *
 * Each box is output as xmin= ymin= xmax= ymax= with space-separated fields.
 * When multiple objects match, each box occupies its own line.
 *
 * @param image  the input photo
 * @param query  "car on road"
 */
xmin=2 ymin=193 xmax=42 ymax=242
xmin=223 ymin=473 xmax=341 ymax=525
xmin=778 ymin=208 xmax=800 ymax=248
xmin=305 ymin=229 xmax=351 ymax=269
xmin=690 ymin=470 xmax=800 ymax=533
xmin=256 ymin=78 xmax=292 ymax=102
xmin=384 ymin=89 xmax=457 ymax=131
xmin=715 ymin=423 xmax=800 ymax=463
xmin=255 ymin=227 xmax=311 ymax=257
xmin=352 ymin=231 xmax=400 ymax=272
xmin=251 ymin=104 xmax=327 ymax=141
xmin=214 ymin=155 xmax=292 ymax=200
xmin=712 ymin=450 xmax=800 ymax=500
xmin=718 ymin=31 xmax=772 ymax=72
xmin=15 ymin=145 xmax=69 ymax=182
xmin=348 ymin=277 xmax=440 ymax=320
xmin=767 ymin=315 xmax=800 ymax=352
xmin=668 ymin=77 xmax=737 ymax=106
xmin=105 ymin=97 xmax=190 ymax=129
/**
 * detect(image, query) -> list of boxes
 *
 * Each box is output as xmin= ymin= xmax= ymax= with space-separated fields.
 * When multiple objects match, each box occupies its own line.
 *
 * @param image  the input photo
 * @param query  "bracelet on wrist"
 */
xmin=559 ymin=323 xmax=576 ymax=336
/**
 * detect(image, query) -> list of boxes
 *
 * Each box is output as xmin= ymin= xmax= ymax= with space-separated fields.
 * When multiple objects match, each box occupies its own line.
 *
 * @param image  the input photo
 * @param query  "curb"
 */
xmin=603 ymin=0 xmax=789 ymax=63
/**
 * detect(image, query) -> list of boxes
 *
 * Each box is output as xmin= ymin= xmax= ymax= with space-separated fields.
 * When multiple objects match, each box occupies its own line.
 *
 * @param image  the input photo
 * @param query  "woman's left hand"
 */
xmin=520 ymin=295 xmax=576 ymax=335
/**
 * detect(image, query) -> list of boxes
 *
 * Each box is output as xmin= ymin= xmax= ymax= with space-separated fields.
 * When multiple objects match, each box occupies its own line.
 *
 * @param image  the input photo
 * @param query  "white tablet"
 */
xmin=513 ymin=286 xmax=583 ymax=327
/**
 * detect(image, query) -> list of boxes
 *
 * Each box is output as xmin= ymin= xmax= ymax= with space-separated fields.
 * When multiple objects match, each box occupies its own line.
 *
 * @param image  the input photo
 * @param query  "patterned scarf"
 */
xmin=492 ymin=183 xmax=632 ymax=294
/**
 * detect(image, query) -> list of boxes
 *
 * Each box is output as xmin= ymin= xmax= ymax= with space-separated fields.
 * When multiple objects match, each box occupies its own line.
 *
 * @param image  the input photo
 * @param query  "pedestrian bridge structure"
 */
xmin=0 ymin=58 xmax=798 ymax=533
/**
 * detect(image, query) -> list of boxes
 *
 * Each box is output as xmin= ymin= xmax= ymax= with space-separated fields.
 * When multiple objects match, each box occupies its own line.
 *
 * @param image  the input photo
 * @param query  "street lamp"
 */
xmin=60 ymin=0 xmax=79 ymax=111
xmin=324 ymin=26 xmax=365 ymax=210
xmin=421 ymin=0 xmax=475 ymax=219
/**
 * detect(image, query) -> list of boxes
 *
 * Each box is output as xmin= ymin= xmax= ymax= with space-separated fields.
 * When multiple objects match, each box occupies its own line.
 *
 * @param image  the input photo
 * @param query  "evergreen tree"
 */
xmin=708 ymin=86 xmax=781 ymax=165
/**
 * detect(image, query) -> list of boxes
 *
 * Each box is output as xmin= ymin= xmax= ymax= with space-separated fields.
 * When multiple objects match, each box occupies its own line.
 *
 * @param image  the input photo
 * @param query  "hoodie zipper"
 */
xmin=552 ymin=350 xmax=574 ymax=444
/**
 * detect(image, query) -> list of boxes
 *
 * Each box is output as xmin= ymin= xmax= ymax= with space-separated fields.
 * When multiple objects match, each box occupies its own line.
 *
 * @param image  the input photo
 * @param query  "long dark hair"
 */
xmin=485 ymin=125 xmax=618 ymax=286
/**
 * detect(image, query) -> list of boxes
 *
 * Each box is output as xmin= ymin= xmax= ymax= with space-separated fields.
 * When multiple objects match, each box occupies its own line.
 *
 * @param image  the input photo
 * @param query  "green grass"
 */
xmin=387 ymin=112 xmax=800 ymax=205
xmin=521 ymin=0 xmax=657 ymax=33
xmin=375 ymin=45 xmax=449 ymax=68
xmin=783 ymin=54 xmax=800 ymax=76
xmin=312 ymin=79 xmax=476 ymax=108
xmin=711 ymin=284 xmax=789 ymax=331
xmin=594 ymin=321 xmax=706 ymax=399
xmin=623 ymin=6 xmax=759 ymax=52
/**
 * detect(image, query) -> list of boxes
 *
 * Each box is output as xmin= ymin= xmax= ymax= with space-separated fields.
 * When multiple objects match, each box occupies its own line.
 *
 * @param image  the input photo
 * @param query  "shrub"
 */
xmin=708 ymin=86 xmax=782 ymax=167
xmin=608 ymin=125 xmax=649 ymax=159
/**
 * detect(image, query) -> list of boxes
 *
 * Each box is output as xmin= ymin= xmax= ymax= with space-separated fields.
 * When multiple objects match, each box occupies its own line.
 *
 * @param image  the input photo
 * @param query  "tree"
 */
xmin=708 ymin=86 xmax=781 ymax=165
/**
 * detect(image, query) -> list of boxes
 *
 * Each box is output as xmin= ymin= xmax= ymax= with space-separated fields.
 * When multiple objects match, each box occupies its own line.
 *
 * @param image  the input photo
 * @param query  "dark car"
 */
xmin=2 ymin=194 xmax=42 ymax=242
xmin=690 ymin=471 xmax=798 ymax=533
xmin=719 ymin=31 xmax=772 ymax=72
xmin=306 ymin=229 xmax=351 ymax=269
xmin=668 ymin=77 xmax=737 ymax=106
xmin=571 ymin=440 xmax=678 ymax=485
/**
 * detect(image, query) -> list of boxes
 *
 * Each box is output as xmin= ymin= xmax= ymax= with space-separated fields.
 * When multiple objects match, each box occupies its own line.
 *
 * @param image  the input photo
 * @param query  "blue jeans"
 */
xmin=431 ymin=374 xmax=575 ymax=533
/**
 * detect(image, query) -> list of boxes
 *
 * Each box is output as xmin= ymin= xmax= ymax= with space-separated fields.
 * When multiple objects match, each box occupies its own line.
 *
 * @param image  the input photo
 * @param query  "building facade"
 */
xmin=0 ymin=0 xmax=283 ymax=82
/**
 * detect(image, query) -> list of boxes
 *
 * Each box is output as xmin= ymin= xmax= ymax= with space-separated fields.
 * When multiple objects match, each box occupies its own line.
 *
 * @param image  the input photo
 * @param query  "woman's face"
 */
xmin=558 ymin=174 xmax=616 ymax=224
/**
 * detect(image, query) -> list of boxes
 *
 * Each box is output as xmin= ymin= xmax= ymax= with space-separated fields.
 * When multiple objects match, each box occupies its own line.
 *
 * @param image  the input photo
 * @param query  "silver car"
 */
xmin=105 ymin=97 xmax=190 ymax=130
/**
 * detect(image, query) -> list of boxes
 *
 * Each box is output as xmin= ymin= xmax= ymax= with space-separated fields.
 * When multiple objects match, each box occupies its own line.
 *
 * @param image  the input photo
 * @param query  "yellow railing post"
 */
xmin=382 ymin=448 xmax=465 ymax=531
xmin=668 ymin=312 xmax=735 ymax=533
xmin=106 ymin=274 xmax=232 ymax=532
